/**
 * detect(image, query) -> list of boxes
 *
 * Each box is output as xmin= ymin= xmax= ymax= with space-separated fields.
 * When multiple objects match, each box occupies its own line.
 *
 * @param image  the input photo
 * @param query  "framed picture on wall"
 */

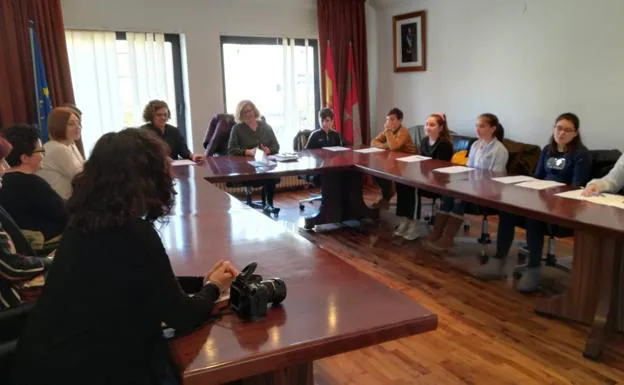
xmin=393 ymin=10 xmax=427 ymax=72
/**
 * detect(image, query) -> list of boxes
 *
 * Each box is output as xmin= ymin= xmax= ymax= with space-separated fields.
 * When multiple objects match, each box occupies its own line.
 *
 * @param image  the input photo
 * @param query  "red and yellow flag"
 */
xmin=324 ymin=41 xmax=341 ymax=132
xmin=343 ymin=43 xmax=361 ymax=145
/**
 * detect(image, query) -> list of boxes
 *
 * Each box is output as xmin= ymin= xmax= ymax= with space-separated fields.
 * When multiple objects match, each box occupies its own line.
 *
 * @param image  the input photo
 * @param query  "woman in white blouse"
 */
xmin=37 ymin=107 xmax=84 ymax=200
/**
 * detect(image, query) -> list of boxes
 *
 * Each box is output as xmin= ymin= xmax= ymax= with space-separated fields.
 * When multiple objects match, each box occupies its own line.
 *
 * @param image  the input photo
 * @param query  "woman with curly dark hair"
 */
xmin=12 ymin=128 xmax=238 ymax=385
xmin=140 ymin=99 xmax=204 ymax=163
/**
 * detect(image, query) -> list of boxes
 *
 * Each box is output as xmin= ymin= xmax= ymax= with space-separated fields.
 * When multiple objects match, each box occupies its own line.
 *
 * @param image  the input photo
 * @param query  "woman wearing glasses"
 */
xmin=37 ymin=107 xmax=85 ymax=200
xmin=473 ymin=113 xmax=590 ymax=292
xmin=0 ymin=125 xmax=67 ymax=252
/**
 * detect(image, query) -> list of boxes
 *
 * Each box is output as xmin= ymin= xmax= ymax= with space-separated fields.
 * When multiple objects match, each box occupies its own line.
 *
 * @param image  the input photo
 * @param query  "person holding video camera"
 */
xmin=11 ymin=128 xmax=239 ymax=385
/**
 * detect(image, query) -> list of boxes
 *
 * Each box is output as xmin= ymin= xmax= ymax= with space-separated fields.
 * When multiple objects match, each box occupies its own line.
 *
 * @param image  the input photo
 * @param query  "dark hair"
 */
xmin=549 ymin=112 xmax=583 ymax=155
xmin=387 ymin=108 xmax=404 ymax=121
xmin=479 ymin=113 xmax=505 ymax=142
xmin=61 ymin=103 xmax=82 ymax=117
xmin=0 ymin=124 xmax=41 ymax=167
xmin=318 ymin=108 xmax=334 ymax=121
xmin=67 ymin=128 xmax=175 ymax=232
xmin=143 ymin=100 xmax=170 ymax=123
xmin=428 ymin=113 xmax=452 ymax=143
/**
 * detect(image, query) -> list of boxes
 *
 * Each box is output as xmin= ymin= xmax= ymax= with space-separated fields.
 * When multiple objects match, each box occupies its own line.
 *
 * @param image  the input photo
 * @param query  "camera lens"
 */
xmin=260 ymin=278 xmax=286 ymax=305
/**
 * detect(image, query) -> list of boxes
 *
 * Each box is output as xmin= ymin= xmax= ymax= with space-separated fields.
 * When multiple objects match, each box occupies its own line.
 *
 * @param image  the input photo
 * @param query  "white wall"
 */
xmin=373 ymin=0 xmax=624 ymax=150
xmin=61 ymin=0 xmax=317 ymax=152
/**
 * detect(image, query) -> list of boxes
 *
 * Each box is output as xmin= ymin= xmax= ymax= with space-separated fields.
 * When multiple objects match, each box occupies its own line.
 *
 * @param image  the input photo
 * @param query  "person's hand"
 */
xmin=383 ymin=121 xmax=391 ymax=132
xmin=204 ymin=260 xmax=239 ymax=292
xmin=260 ymin=144 xmax=271 ymax=155
xmin=245 ymin=148 xmax=256 ymax=157
xmin=191 ymin=154 xmax=205 ymax=163
xmin=582 ymin=183 xmax=600 ymax=197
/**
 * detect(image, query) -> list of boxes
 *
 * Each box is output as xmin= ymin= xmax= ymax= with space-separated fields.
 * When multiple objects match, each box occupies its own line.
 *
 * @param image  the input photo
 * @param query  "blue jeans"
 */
xmin=440 ymin=196 xmax=466 ymax=216
xmin=493 ymin=213 xmax=547 ymax=268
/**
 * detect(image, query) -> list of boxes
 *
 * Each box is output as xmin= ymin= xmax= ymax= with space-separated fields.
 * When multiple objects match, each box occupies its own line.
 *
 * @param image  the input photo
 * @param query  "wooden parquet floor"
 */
xmin=237 ymin=186 xmax=624 ymax=384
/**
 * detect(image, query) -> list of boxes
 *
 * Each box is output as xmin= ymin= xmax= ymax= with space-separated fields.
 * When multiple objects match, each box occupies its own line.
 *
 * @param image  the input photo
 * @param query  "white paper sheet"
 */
xmin=433 ymin=166 xmax=475 ymax=174
xmin=354 ymin=147 xmax=386 ymax=154
xmin=396 ymin=155 xmax=432 ymax=163
xmin=171 ymin=159 xmax=196 ymax=166
xmin=322 ymin=146 xmax=350 ymax=152
xmin=555 ymin=189 xmax=624 ymax=209
xmin=515 ymin=180 xmax=565 ymax=190
xmin=491 ymin=175 xmax=537 ymax=184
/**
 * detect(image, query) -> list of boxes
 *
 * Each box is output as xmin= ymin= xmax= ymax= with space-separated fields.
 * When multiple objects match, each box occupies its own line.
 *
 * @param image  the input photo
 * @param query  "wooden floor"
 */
xmin=234 ymin=186 xmax=624 ymax=384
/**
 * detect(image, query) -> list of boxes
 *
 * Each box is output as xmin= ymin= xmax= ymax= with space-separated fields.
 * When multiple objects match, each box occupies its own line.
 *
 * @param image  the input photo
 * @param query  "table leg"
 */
xmin=304 ymin=170 xmax=379 ymax=229
xmin=224 ymin=362 xmax=313 ymax=385
xmin=534 ymin=230 xmax=622 ymax=360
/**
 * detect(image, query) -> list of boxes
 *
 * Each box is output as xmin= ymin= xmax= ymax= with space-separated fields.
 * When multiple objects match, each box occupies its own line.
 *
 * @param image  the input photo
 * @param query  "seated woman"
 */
xmin=584 ymin=153 xmax=624 ymax=195
xmin=0 ymin=137 xmax=51 ymax=311
xmin=228 ymin=100 xmax=281 ymax=213
xmin=12 ymin=128 xmax=239 ymax=385
xmin=474 ymin=113 xmax=590 ymax=292
xmin=140 ymin=99 xmax=204 ymax=162
xmin=0 ymin=125 xmax=68 ymax=253
xmin=424 ymin=113 xmax=509 ymax=253
xmin=370 ymin=108 xmax=417 ymax=209
xmin=36 ymin=107 xmax=84 ymax=200
xmin=394 ymin=112 xmax=454 ymax=240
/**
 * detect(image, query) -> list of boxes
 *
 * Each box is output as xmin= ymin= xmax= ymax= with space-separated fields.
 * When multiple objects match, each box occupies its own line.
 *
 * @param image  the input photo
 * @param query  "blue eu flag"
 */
xmin=28 ymin=21 xmax=53 ymax=142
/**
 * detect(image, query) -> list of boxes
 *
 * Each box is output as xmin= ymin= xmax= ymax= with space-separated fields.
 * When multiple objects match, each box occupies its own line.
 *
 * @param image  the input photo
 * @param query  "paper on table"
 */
xmin=515 ymin=180 xmax=565 ymax=190
xmin=171 ymin=159 xmax=196 ymax=166
xmin=323 ymin=146 xmax=350 ymax=152
xmin=397 ymin=155 xmax=432 ymax=163
xmin=491 ymin=175 xmax=537 ymax=184
xmin=556 ymin=189 xmax=624 ymax=209
xmin=354 ymin=147 xmax=386 ymax=154
xmin=433 ymin=166 xmax=475 ymax=174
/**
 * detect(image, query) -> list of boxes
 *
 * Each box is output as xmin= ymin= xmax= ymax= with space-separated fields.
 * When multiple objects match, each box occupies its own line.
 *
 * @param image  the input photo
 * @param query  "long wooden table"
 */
xmin=164 ymin=166 xmax=438 ymax=384
xmin=201 ymin=148 xmax=624 ymax=360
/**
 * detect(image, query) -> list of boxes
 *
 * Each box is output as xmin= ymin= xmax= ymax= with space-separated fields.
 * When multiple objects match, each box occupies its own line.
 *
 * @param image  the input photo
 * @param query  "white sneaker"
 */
xmin=393 ymin=217 xmax=409 ymax=237
xmin=402 ymin=220 xmax=423 ymax=241
xmin=472 ymin=258 xmax=505 ymax=280
xmin=517 ymin=267 xmax=541 ymax=293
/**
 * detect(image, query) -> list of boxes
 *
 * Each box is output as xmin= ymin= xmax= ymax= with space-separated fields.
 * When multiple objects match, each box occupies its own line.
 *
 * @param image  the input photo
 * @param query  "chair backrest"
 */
xmin=406 ymin=125 xmax=425 ymax=145
xmin=451 ymin=135 xmax=476 ymax=154
xmin=0 ymin=302 xmax=34 ymax=377
xmin=204 ymin=114 xmax=235 ymax=157
xmin=589 ymin=149 xmax=622 ymax=180
xmin=293 ymin=130 xmax=313 ymax=152
xmin=503 ymin=138 xmax=541 ymax=176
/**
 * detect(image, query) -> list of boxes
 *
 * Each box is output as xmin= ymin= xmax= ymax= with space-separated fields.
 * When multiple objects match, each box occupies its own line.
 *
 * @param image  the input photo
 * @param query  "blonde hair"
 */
xmin=235 ymin=100 xmax=260 ymax=123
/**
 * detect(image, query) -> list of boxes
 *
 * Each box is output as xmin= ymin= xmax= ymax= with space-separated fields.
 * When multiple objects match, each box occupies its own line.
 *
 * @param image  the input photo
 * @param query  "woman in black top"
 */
xmin=0 ymin=124 xmax=67 ymax=251
xmin=394 ymin=113 xmax=454 ymax=240
xmin=12 ymin=129 xmax=238 ymax=385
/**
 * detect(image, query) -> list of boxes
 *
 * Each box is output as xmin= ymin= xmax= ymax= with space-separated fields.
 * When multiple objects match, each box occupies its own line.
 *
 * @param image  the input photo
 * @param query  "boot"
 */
xmin=425 ymin=214 xmax=463 ymax=254
xmin=516 ymin=267 xmax=541 ymax=293
xmin=426 ymin=212 xmax=449 ymax=243
xmin=393 ymin=217 xmax=410 ymax=237
xmin=472 ymin=257 xmax=505 ymax=280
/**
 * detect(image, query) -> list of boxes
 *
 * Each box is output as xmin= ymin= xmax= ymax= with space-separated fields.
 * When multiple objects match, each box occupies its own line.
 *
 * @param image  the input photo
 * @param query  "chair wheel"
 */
xmin=299 ymin=204 xmax=305 ymax=211
xmin=513 ymin=271 xmax=522 ymax=280
xmin=463 ymin=224 xmax=470 ymax=231
xmin=479 ymin=254 xmax=489 ymax=264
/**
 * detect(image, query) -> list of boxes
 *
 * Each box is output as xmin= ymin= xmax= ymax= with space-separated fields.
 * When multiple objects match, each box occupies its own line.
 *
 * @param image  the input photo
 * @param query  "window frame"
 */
xmin=219 ymin=35 xmax=321 ymax=130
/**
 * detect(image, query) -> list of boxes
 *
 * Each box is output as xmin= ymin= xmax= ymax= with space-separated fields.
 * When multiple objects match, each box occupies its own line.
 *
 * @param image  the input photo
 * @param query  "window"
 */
xmin=65 ymin=30 xmax=186 ymax=155
xmin=221 ymin=36 xmax=320 ymax=152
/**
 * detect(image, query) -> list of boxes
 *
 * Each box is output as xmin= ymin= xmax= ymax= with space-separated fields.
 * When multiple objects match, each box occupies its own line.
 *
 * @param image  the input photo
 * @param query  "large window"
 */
xmin=221 ymin=36 xmax=320 ymax=152
xmin=65 ymin=30 xmax=186 ymax=155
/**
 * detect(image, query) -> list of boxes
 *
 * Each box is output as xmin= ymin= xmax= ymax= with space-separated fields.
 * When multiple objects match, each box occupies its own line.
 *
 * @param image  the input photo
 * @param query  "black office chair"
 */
xmin=293 ymin=129 xmax=322 ymax=211
xmin=0 ymin=302 xmax=34 ymax=378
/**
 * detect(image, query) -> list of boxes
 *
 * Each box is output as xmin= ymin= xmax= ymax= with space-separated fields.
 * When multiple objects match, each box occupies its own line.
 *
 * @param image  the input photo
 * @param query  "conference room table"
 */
xmin=201 ymin=148 xmax=624 ymax=360
xmin=163 ymin=165 xmax=438 ymax=385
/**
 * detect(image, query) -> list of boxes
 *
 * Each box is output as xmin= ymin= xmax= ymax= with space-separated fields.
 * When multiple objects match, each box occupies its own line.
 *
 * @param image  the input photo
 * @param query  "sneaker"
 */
xmin=402 ymin=221 xmax=422 ymax=241
xmin=516 ymin=267 xmax=541 ymax=293
xmin=393 ymin=218 xmax=409 ymax=237
xmin=472 ymin=257 xmax=505 ymax=280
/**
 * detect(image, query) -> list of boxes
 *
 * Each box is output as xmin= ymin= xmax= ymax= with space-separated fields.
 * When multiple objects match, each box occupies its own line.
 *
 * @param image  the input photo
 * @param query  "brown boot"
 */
xmin=425 ymin=214 xmax=464 ymax=254
xmin=426 ymin=212 xmax=449 ymax=243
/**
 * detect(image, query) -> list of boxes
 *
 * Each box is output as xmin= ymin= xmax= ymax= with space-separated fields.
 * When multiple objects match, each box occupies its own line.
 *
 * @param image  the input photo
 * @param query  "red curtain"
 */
xmin=0 ymin=0 xmax=81 ymax=153
xmin=317 ymin=0 xmax=370 ymax=145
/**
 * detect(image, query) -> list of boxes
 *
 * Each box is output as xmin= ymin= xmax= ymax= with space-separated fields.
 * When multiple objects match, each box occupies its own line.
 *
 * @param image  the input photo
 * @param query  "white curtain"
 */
xmin=126 ymin=32 xmax=177 ymax=127
xmin=65 ymin=30 xmax=124 ymax=156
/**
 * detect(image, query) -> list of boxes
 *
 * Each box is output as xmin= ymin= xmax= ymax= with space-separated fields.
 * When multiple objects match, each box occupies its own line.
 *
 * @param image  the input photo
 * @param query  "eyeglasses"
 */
xmin=555 ymin=125 xmax=576 ymax=134
xmin=242 ymin=108 xmax=254 ymax=114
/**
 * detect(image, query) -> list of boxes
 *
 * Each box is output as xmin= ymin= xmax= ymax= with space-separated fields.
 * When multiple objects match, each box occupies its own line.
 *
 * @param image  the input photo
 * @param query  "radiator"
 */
xmin=212 ymin=175 xmax=309 ymax=195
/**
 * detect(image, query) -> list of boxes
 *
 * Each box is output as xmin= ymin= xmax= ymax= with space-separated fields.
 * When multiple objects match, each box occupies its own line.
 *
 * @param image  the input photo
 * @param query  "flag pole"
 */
xmin=28 ymin=20 xmax=42 ymax=130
